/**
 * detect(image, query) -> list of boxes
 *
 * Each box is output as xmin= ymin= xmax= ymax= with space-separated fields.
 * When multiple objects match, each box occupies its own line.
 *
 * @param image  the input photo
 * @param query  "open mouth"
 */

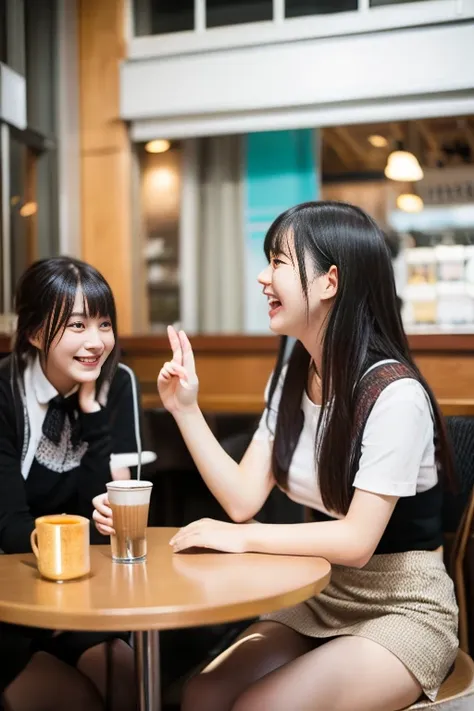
xmin=268 ymin=299 xmax=282 ymax=316
xmin=74 ymin=356 xmax=101 ymax=367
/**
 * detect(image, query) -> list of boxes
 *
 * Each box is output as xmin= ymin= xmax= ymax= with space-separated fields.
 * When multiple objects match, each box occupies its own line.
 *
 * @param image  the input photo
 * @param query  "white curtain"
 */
xmin=196 ymin=135 xmax=244 ymax=333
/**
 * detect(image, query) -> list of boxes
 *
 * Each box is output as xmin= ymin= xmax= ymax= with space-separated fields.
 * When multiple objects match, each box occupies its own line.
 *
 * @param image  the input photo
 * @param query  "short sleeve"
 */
xmin=253 ymin=366 xmax=288 ymax=444
xmin=353 ymin=379 xmax=434 ymax=497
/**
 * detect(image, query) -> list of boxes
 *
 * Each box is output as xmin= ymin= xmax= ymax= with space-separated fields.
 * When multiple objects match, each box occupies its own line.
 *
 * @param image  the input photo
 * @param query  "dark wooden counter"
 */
xmin=408 ymin=334 xmax=474 ymax=353
xmin=119 ymin=333 xmax=474 ymax=354
xmin=2 ymin=333 xmax=474 ymax=415
xmin=119 ymin=334 xmax=278 ymax=412
xmin=117 ymin=333 xmax=474 ymax=414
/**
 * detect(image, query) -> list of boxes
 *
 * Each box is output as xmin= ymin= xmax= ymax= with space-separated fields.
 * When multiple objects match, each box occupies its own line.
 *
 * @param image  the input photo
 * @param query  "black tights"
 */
xmin=3 ymin=639 xmax=136 ymax=711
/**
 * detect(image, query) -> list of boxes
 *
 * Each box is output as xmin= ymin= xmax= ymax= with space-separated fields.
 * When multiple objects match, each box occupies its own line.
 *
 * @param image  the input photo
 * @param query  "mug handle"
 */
xmin=30 ymin=529 xmax=40 ymax=558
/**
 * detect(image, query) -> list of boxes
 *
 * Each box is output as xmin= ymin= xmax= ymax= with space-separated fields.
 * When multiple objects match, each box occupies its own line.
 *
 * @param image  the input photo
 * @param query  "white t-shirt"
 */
xmin=253 ymin=360 xmax=438 ymax=519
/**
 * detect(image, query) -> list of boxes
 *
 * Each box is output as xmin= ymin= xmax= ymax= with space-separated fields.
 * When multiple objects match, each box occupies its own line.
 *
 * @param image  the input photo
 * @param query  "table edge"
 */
xmin=0 ymin=565 xmax=331 ymax=632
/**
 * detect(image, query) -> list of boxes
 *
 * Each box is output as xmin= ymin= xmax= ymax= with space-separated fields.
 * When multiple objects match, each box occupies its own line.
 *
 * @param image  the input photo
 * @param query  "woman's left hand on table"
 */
xmin=170 ymin=518 xmax=250 ymax=554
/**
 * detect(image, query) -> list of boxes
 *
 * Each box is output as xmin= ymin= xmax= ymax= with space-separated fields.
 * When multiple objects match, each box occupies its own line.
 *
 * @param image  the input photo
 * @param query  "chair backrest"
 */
xmin=443 ymin=417 xmax=474 ymax=533
xmin=443 ymin=416 xmax=474 ymax=654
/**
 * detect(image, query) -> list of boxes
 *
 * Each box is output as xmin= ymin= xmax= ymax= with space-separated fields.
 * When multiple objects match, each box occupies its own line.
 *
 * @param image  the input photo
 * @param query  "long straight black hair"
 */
xmin=12 ymin=257 xmax=119 ymax=393
xmin=264 ymin=201 xmax=454 ymax=515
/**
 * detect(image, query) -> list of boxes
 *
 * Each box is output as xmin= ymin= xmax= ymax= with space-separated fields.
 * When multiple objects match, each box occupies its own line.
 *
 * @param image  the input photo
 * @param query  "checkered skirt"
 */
xmin=262 ymin=550 xmax=459 ymax=701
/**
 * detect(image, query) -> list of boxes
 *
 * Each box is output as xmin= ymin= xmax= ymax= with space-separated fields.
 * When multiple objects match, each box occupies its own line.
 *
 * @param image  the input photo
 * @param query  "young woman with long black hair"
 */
xmin=96 ymin=201 xmax=459 ymax=710
xmin=0 ymin=257 xmax=138 ymax=711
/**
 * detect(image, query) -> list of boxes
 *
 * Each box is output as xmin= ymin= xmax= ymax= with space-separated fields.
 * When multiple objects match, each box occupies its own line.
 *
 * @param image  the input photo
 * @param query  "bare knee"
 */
xmin=78 ymin=638 xmax=133 ymax=674
xmin=77 ymin=639 xmax=136 ymax=711
xmin=181 ymin=672 xmax=234 ymax=711
xmin=231 ymin=687 xmax=265 ymax=711
xmin=4 ymin=651 xmax=103 ymax=711
xmin=66 ymin=672 xmax=104 ymax=711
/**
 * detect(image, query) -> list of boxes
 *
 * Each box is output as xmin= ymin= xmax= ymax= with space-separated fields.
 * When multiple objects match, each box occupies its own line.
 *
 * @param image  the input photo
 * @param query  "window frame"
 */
xmin=0 ymin=0 xmax=59 ymax=322
xmin=127 ymin=0 xmax=474 ymax=60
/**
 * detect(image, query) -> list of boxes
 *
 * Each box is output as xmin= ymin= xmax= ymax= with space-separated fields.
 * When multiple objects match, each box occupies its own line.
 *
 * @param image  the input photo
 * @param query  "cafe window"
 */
xmin=206 ymin=0 xmax=273 ymax=28
xmin=133 ymin=0 xmax=194 ymax=36
xmin=370 ymin=0 xmax=432 ymax=5
xmin=285 ymin=0 xmax=357 ymax=18
xmin=131 ymin=0 xmax=457 ymax=41
xmin=0 ymin=0 xmax=58 ymax=325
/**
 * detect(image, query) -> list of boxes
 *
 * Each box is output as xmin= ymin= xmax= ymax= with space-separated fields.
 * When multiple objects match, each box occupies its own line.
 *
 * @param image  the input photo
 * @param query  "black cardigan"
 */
xmin=0 ymin=356 xmax=141 ymax=553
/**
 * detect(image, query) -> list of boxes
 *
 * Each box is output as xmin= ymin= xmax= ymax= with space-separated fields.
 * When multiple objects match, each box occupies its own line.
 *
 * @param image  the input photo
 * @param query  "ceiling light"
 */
xmin=396 ymin=193 xmax=424 ymax=213
xmin=145 ymin=139 xmax=171 ymax=154
xmin=150 ymin=167 xmax=175 ymax=189
xmin=368 ymin=134 xmax=388 ymax=148
xmin=385 ymin=149 xmax=424 ymax=182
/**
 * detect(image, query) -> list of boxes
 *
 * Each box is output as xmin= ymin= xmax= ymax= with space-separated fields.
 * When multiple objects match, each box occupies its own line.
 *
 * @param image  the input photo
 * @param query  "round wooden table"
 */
xmin=0 ymin=527 xmax=331 ymax=711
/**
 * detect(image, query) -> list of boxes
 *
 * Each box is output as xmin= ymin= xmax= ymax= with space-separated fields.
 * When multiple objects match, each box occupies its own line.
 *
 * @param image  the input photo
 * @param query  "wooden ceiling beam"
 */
xmin=416 ymin=120 xmax=438 ymax=153
xmin=389 ymin=122 xmax=404 ymax=144
xmin=322 ymin=116 xmax=474 ymax=176
xmin=455 ymin=118 xmax=474 ymax=156
xmin=436 ymin=129 xmax=474 ymax=149
xmin=323 ymin=129 xmax=356 ymax=170
xmin=332 ymin=126 xmax=367 ymax=164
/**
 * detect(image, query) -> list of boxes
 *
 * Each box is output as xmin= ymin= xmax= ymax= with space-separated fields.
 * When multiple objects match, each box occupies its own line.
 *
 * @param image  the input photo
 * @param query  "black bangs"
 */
xmin=43 ymin=268 xmax=81 ymax=356
xmin=263 ymin=210 xmax=294 ymax=262
xmin=13 ymin=257 xmax=119 ymax=386
xmin=263 ymin=203 xmax=322 ymax=299
xmin=43 ymin=264 xmax=117 ymax=357
xmin=80 ymin=270 xmax=116 ymax=322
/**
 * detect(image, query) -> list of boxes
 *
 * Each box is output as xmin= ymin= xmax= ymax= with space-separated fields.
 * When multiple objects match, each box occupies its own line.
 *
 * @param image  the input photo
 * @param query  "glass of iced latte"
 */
xmin=106 ymin=480 xmax=153 ymax=563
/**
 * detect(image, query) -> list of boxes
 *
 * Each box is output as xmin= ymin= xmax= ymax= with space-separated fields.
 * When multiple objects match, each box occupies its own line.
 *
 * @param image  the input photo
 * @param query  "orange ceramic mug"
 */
xmin=30 ymin=514 xmax=90 ymax=582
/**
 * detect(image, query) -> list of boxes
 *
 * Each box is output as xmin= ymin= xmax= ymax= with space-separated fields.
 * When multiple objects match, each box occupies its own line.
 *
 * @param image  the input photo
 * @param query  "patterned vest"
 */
xmin=311 ymin=362 xmax=443 ymax=554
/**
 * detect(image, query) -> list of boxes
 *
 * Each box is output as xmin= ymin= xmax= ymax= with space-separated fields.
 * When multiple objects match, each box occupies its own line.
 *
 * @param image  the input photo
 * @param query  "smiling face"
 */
xmin=32 ymin=288 xmax=115 ymax=394
xmin=257 ymin=232 xmax=338 ymax=340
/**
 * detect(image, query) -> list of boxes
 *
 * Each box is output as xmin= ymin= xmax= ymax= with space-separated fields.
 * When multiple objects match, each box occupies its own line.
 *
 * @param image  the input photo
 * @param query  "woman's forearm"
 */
xmin=174 ymin=406 xmax=263 ymax=521
xmin=244 ymin=520 xmax=371 ymax=568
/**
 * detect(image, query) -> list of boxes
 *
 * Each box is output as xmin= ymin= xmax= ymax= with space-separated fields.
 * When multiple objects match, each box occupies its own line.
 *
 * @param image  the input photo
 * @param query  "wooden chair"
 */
xmin=407 ymin=649 xmax=474 ymax=709
xmin=450 ymin=487 xmax=474 ymax=655
xmin=443 ymin=416 xmax=474 ymax=655
xmin=406 ymin=416 xmax=474 ymax=709
xmin=403 ymin=492 xmax=474 ymax=709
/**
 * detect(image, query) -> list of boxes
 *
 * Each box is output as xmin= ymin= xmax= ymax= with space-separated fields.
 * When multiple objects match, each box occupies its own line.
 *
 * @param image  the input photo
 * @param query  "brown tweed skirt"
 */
xmin=262 ymin=550 xmax=459 ymax=701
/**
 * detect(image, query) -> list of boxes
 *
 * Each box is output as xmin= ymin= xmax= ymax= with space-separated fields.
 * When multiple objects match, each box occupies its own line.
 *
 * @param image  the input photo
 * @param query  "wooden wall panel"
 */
xmin=414 ymin=355 xmax=474 ymax=399
xmin=78 ymin=0 xmax=127 ymax=153
xmin=78 ymin=0 xmax=133 ymax=333
xmin=120 ymin=336 xmax=278 ymax=412
xmin=126 ymin=354 xmax=276 ymax=412
xmin=3 ymin=332 xmax=474 ymax=415
xmin=119 ymin=335 xmax=474 ymax=416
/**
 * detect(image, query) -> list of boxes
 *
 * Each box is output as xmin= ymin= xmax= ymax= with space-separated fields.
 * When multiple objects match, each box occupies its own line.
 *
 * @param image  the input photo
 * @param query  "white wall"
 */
xmin=122 ymin=21 xmax=474 ymax=138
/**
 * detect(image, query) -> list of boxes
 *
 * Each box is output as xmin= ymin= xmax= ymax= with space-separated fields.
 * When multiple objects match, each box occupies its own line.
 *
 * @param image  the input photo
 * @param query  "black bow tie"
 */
xmin=42 ymin=392 xmax=81 ymax=446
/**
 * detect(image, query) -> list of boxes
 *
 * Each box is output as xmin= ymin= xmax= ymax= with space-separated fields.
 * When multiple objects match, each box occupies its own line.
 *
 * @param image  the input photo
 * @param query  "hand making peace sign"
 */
xmin=157 ymin=326 xmax=199 ymax=414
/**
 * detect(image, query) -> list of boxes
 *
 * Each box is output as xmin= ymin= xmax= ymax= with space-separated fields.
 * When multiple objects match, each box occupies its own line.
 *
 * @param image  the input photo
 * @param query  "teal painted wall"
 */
xmin=244 ymin=129 xmax=319 ymax=332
